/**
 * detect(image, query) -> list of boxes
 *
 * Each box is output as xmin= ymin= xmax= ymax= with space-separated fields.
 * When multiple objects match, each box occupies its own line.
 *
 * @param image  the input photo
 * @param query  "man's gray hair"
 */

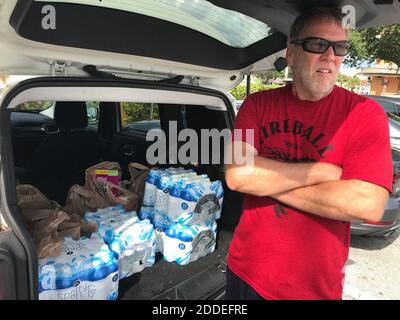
xmin=288 ymin=7 xmax=346 ymax=43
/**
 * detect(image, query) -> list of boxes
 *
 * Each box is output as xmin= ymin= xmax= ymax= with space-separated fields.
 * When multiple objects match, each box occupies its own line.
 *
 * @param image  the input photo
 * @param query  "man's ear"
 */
xmin=285 ymin=44 xmax=294 ymax=67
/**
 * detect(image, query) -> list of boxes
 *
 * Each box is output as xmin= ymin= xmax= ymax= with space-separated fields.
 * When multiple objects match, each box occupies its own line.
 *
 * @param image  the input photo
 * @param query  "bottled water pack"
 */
xmin=141 ymin=167 xmax=223 ymax=264
xmin=84 ymin=206 xmax=156 ymax=279
xmin=143 ymin=167 xmax=193 ymax=207
xmin=83 ymin=204 xmax=136 ymax=227
xmin=142 ymin=167 xmax=224 ymax=229
xmin=38 ymin=235 xmax=119 ymax=300
xmin=162 ymin=220 xmax=218 ymax=265
xmin=138 ymin=206 xmax=155 ymax=222
xmin=167 ymin=178 xmax=224 ymax=226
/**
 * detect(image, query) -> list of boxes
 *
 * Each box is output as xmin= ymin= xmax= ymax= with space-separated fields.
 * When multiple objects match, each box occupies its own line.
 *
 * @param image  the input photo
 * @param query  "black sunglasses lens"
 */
xmin=303 ymin=38 xmax=329 ymax=54
xmin=333 ymin=42 xmax=351 ymax=56
xmin=302 ymin=38 xmax=350 ymax=56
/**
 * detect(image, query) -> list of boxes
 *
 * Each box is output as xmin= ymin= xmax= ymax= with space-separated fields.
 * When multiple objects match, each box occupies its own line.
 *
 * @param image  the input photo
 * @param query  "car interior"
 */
xmin=9 ymin=90 xmax=244 ymax=299
xmin=15 ymin=101 xmax=102 ymax=204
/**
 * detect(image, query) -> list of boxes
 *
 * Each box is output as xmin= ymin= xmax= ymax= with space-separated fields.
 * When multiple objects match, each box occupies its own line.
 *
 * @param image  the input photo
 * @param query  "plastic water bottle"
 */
xmin=138 ymin=206 xmax=155 ymax=222
xmin=38 ymin=235 xmax=119 ymax=300
xmin=211 ymin=180 xmax=224 ymax=220
xmin=162 ymin=221 xmax=217 ymax=265
xmin=143 ymin=169 xmax=163 ymax=207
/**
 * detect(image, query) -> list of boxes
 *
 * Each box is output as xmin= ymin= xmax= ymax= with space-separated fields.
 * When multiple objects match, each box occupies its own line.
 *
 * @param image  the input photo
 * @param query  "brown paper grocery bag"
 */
xmin=85 ymin=161 xmax=122 ymax=196
xmin=16 ymin=184 xmax=53 ymax=210
xmin=36 ymin=232 xmax=64 ymax=258
xmin=100 ymin=181 xmax=140 ymax=212
xmin=127 ymin=162 xmax=150 ymax=207
xmin=63 ymin=185 xmax=110 ymax=216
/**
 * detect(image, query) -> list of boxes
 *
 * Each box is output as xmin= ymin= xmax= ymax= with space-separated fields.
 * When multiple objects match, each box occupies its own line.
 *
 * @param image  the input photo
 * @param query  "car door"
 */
xmin=110 ymin=102 xmax=161 ymax=178
xmin=0 ymin=93 xmax=36 ymax=299
xmin=0 ymin=223 xmax=34 ymax=300
xmin=11 ymin=102 xmax=56 ymax=168
xmin=0 ymin=129 xmax=37 ymax=300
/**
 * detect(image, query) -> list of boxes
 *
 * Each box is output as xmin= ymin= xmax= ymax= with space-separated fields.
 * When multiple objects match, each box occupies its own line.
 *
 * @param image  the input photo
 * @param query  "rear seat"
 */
xmin=19 ymin=101 xmax=102 ymax=205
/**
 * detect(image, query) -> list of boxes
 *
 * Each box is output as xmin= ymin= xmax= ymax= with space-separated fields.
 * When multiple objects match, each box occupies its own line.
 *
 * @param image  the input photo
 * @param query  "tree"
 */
xmin=345 ymin=25 xmax=400 ymax=70
xmin=336 ymin=73 xmax=349 ymax=87
xmin=346 ymin=76 xmax=361 ymax=92
xmin=253 ymin=71 xmax=285 ymax=85
xmin=120 ymin=102 xmax=159 ymax=125
xmin=16 ymin=101 xmax=52 ymax=111
xmin=230 ymin=83 xmax=282 ymax=100
xmin=336 ymin=73 xmax=361 ymax=91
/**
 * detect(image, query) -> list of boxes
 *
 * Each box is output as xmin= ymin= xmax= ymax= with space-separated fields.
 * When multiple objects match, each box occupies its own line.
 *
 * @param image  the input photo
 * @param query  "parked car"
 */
xmin=363 ymin=95 xmax=400 ymax=150
xmin=234 ymin=100 xmax=244 ymax=112
xmin=337 ymin=97 xmax=400 ymax=236
xmin=348 ymin=96 xmax=400 ymax=235
xmin=124 ymin=119 xmax=161 ymax=133
xmin=350 ymin=147 xmax=400 ymax=236
xmin=387 ymin=114 xmax=400 ymax=150
xmin=366 ymin=95 xmax=400 ymax=116
xmin=378 ymin=96 xmax=400 ymax=105
xmin=0 ymin=0 xmax=399 ymax=300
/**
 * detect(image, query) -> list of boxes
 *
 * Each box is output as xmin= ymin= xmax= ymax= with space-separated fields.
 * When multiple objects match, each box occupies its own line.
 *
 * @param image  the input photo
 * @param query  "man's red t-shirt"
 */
xmin=228 ymin=85 xmax=393 ymax=300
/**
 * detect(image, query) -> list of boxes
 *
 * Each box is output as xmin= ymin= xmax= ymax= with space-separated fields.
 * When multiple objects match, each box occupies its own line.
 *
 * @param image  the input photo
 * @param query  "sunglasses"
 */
xmin=290 ymin=37 xmax=351 ymax=56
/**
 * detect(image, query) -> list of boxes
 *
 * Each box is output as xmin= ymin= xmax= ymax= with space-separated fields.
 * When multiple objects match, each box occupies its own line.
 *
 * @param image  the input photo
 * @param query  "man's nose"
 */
xmin=321 ymin=45 xmax=335 ymax=60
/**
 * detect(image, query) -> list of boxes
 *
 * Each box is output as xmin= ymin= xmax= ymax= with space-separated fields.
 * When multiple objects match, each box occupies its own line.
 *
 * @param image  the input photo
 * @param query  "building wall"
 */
xmin=370 ymin=76 xmax=400 ymax=96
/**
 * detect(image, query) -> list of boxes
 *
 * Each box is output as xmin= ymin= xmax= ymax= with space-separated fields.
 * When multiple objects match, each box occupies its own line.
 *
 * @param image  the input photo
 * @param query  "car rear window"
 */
xmin=120 ymin=102 xmax=160 ymax=134
xmin=35 ymin=0 xmax=273 ymax=48
xmin=15 ymin=101 xmax=53 ymax=112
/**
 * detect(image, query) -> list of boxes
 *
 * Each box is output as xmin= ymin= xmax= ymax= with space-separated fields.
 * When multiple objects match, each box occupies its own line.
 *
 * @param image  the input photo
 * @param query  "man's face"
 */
xmin=286 ymin=18 xmax=348 ymax=101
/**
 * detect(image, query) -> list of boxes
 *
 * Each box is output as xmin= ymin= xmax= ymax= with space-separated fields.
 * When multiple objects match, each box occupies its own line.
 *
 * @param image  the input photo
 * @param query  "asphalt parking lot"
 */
xmin=343 ymin=228 xmax=400 ymax=300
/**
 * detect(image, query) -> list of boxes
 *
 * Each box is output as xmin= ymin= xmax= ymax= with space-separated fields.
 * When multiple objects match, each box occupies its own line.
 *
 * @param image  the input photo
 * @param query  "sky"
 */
xmin=340 ymin=59 xmax=374 ymax=77
xmin=340 ymin=65 xmax=360 ymax=77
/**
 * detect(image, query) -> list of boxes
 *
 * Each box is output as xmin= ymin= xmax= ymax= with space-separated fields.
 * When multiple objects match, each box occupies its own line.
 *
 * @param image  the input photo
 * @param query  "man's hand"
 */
xmin=225 ymin=141 xmax=343 ymax=196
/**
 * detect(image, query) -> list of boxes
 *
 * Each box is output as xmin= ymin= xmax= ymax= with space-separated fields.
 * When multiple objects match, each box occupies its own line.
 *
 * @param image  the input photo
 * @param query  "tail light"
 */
xmin=363 ymin=221 xmax=394 ymax=226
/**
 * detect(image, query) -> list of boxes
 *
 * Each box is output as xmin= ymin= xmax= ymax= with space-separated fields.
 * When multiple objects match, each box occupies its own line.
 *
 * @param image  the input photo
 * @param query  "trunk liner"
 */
xmin=117 ymin=229 xmax=233 ymax=300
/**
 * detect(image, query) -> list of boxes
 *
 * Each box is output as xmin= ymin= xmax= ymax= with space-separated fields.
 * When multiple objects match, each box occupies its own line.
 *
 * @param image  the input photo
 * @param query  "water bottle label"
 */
xmin=143 ymin=183 xmax=157 ymax=206
xmin=155 ymin=188 xmax=169 ymax=213
xmin=39 ymin=271 xmax=119 ymax=300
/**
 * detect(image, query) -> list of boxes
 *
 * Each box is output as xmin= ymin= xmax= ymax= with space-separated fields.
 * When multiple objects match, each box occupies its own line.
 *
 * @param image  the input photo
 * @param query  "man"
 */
xmin=225 ymin=7 xmax=392 ymax=300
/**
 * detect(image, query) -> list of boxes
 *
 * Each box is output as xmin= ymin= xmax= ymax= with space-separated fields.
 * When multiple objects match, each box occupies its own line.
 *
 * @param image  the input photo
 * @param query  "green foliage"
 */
xmin=15 ymin=101 xmax=52 ymax=111
xmin=346 ymin=25 xmax=400 ymax=68
xmin=86 ymin=101 xmax=99 ymax=108
xmin=346 ymin=77 xmax=361 ymax=91
xmin=121 ymin=102 xmax=159 ymax=125
xmin=253 ymin=71 xmax=286 ymax=85
xmin=336 ymin=73 xmax=361 ymax=91
xmin=230 ymin=84 xmax=283 ymax=100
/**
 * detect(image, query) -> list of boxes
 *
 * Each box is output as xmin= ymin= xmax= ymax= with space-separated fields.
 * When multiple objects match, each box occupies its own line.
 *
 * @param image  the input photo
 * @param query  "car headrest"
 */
xmin=54 ymin=101 xmax=88 ymax=129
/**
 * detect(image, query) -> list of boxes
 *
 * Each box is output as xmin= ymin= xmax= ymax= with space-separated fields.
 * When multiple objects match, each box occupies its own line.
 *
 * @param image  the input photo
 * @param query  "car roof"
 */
xmin=367 ymin=95 xmax=400 ymax=106
xmin=369 ymin=95 xmax=400 ymax=103
xmin=1 ymin=0 xmax=399 ymax=91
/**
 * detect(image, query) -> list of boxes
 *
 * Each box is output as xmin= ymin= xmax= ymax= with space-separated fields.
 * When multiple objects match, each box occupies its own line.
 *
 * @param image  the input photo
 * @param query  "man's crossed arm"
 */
xmin=225 ymin=142 xmax=389 ymax=222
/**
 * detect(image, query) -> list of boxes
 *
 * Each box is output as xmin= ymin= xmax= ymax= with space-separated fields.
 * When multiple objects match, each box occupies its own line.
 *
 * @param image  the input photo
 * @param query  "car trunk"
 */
xmin=1 ymin=77 xmax=244 ymax=300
